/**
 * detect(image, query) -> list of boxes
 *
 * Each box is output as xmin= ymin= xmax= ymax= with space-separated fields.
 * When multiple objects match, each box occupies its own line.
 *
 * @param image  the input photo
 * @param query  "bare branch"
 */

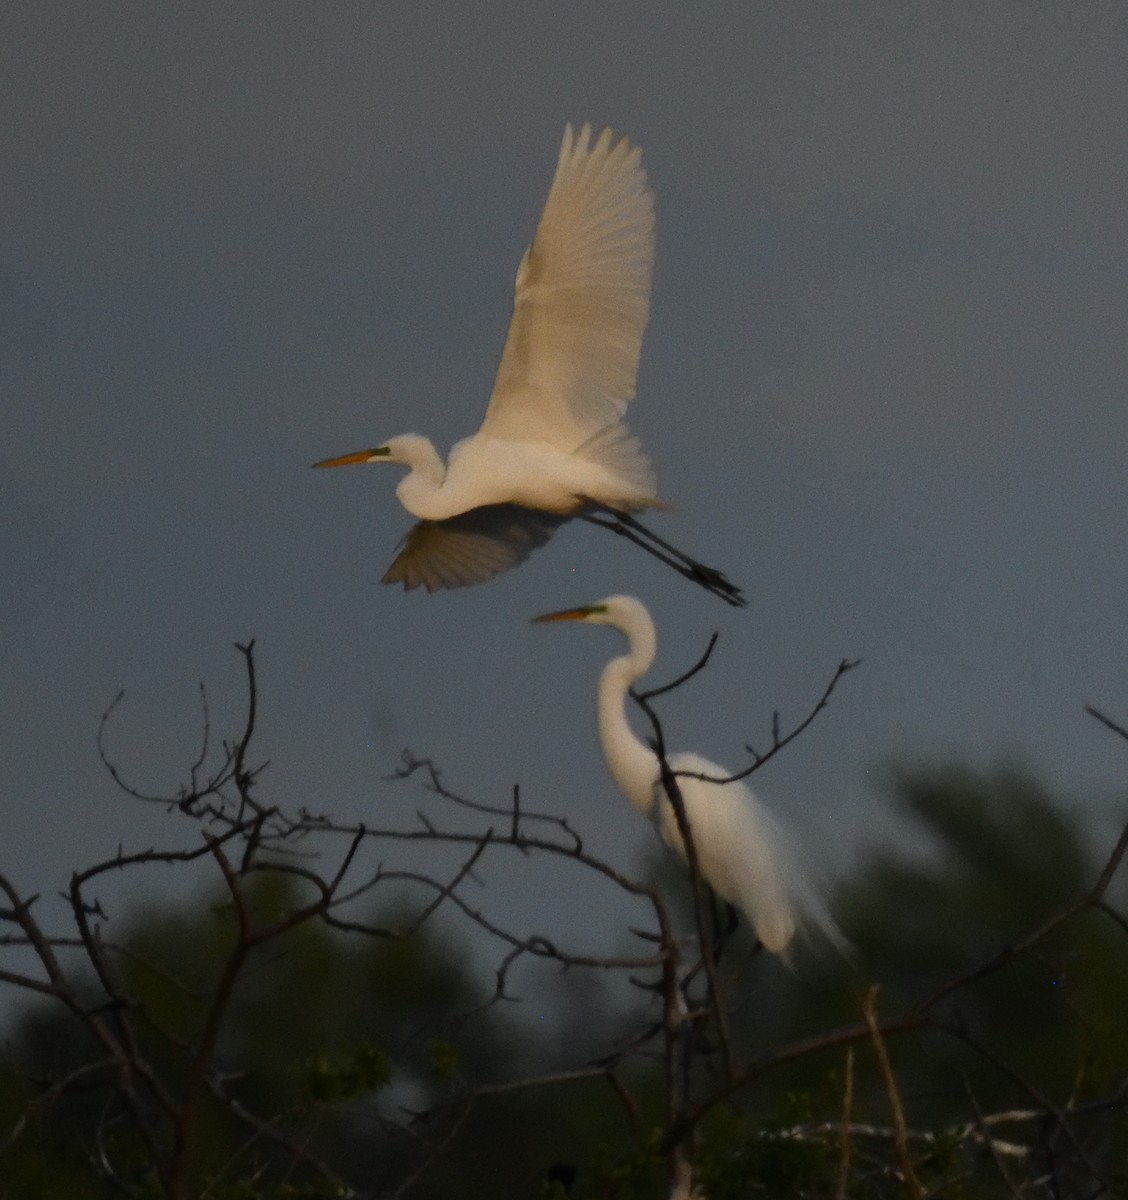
xmin=636 ymin=632 xmax=719 ymax=703
xmin=683 ymin=655 xmax=861 ymax=786
xmin=835 ymin=1047 xmax=854 ymax=1200
xmin=12 ymin=637 xmax=1126 ymax=1197
xmin=862 ymin=985 xmax=925 ymax=1200
xmin=1085 ymin=702 xmax=1128 ymax=743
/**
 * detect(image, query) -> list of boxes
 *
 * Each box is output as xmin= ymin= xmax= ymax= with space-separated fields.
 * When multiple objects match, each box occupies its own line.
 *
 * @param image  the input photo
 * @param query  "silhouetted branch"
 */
xmin=675 ymin=655 xmax=861 ymax=787
xmin=862 ymin=985 xmax=925 ymax=1200
xmin=5 ymin=642 xmax=1128 ymax=1198
xmin=393 ymin=752 xmax=584 ymax=851
xmin=635 ymin=632 xmax=720 ymax=704
xmin=1085 ymin=702 xmax=1128 ymax=743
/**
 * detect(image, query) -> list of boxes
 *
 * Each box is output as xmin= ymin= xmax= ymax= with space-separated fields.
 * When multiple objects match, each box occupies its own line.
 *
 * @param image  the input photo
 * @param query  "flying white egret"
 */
xmin=314 ymin=124 xmax=744 ymax=606
xmin=534 ymin=595 xmax=841 ymax=955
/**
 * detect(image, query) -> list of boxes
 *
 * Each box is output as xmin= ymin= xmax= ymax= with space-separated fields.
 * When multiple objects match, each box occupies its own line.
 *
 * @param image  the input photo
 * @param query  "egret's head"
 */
xmin=312 ymin=434 xmax=432 ymax=470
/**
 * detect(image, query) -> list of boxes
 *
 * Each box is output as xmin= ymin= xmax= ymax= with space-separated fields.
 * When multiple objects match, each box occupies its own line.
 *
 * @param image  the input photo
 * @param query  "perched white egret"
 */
xmin=314 ymin=124 xmax=744 ymax=606
xmin=534 ymin=595 xmax=841 ymax=955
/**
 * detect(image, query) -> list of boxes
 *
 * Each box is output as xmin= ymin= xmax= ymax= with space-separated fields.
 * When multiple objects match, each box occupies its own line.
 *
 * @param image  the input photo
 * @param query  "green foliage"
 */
xmin=567 ymin=1127 xmax=665 ymax=1199
xmin=712 ymin=765 xmax=1128 ymax=1114
xmin=204 ymin=1180 xmax=343 ymax=1200
xmin=298 ymin=1043 xmax=390 ymax=1106
xmin=0 ymin=870 xmax=524 ymax=1197
xmin=1 ymin=761 xmax=1125 ymax=1196
xmin=860 ymin=764 xmax=1089 ymax=964
xmin=851 ymin=765 xmax=1128 ymax=1107
xmin=426 ymin=1038 xmax=459 ymax=1082
xmin=695 ymin=1107 xmax=835 ymax=1199
xmin=569 ymin=764 xmax=1128 ymax=1196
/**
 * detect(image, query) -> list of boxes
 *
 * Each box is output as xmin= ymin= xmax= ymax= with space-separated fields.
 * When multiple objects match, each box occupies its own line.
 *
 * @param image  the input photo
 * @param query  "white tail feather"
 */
xmin=575 ymin=421 xmax=659 ymax=506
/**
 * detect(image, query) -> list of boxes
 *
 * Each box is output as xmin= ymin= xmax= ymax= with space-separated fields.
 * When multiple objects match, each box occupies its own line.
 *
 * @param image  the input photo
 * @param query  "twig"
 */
xmin=636 ymin=633 xmax=719 ymax=703
xmin=862 ymin=985 xmax=924 ymax=1200
xmin=1085 ymin=703 xmax=1128 ymax=743
xmin=836 ymin=1047 xmax=854 ymax=1200
xmin=964 ymin=1082 xmax=1023 ymax=1199
xmin=676 ymin=656 xmax=861 ymax=787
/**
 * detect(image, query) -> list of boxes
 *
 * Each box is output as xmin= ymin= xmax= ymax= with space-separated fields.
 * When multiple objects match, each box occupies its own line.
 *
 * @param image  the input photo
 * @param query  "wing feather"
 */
xmin=661 ymin=753 xmax=847 ymax=956
xmin=382 ymin=505 xmax=567 ymax=593
xmin=480 ymin=124 xmax=655 ymax=449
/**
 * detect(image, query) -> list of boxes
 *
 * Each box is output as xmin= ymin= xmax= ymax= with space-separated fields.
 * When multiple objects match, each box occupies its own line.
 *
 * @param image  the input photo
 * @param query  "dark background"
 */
xmin=4 ymin=6 xmax=1127 ymax=968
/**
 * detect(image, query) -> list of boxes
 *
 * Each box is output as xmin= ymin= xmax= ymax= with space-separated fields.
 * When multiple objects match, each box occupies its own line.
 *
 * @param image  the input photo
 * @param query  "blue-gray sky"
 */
xmin=4 ymin=7 xmax=1128 ymax=956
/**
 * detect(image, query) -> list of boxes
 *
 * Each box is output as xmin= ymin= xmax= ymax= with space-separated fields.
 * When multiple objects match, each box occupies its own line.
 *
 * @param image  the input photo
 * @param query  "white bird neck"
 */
xmin=596 ymin=626 xmax=660 ymax=817
xmin=391 ymin=437 xmax=448 ymax=519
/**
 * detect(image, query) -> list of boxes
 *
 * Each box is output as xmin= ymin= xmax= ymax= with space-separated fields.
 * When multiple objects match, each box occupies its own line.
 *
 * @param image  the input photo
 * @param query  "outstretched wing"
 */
xmin=382 ymin=505 xmax=568 ymax=593
xmin=480 ymin=124 xmax=655 ymax=450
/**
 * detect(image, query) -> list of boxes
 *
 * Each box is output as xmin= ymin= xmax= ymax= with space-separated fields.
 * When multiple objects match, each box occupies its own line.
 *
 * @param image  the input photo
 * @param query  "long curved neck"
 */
xmin=392 ymin=437 xmax=448 ymax=519
xmin=596 ymin=624 xmax=659 ymax=817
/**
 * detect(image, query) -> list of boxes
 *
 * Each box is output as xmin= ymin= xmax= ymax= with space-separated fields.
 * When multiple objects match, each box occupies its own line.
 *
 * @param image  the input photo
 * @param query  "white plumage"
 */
xmin=314 ymin=124 xmax=662 ymax=592
xmin=535 ymin=595 xmax=842 ymax=955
